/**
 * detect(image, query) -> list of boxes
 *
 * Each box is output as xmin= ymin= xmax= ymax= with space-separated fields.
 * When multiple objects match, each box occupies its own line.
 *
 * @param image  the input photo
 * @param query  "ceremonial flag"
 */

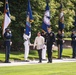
xmin=42 ymin=2 xmax=51 ymax=32
xmin=2 ymin=0 xmax=11 ymax=34
xmin=25 ymin=0 xmax=33 ymax=36
xmin=58 ymin=3 xmax=65 ymax=30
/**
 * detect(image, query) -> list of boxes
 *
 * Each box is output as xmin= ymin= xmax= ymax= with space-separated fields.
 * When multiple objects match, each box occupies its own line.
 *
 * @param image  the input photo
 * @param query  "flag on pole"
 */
xmin=42 ymin=2 xmax=51 ymax=32
xmin=2 ymin=0 xmax=11 ymax=34
xmin=58 ymin=3 xmax=65 ymax=31
xmin=25 ymin=0 xmax=33 ymax=36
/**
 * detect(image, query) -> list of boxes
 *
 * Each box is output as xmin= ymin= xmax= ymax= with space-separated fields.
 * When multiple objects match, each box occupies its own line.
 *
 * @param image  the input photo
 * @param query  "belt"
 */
xmin=24 ymin=39 xmax=27 ymax=41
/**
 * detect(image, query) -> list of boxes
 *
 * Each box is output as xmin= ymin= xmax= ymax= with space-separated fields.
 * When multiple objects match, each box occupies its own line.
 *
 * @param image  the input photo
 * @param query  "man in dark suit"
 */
xmin=71 ymin=30 xmax=76 ymax=58
xmin=46 ymin=27 xmax=55 ymax=63
xmin=4 ymin=28 xmax=12 ymax=63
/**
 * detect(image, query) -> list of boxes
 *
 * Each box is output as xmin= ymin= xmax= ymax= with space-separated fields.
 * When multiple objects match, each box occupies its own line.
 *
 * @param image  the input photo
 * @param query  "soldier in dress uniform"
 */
xmin=4 ymin=28 xmax=12 ymax=63
xmin=23 ymin=29 xmax=31 ymax=62
xmin=57 ymin=3 xmax=65 ymax=59
xmin=41 ymin=30 xmax=47 ymax=60
xmin=71 ymin=11 xmax=76 ymax=58
xmin=71 ymin=30 xmax=76 ymax=58
xmin=46 ymin=27 xmax=55 ymax=63
xmin=56 ymin=30 xmax=64 ymax=59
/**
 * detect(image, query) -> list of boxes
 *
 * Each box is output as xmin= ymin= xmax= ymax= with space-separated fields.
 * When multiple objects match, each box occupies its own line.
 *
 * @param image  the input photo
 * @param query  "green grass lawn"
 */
xmin=0 ymin=48 xmax=76 ymax=75
xmin=0 ymin=62 xmax=76 ymax=75
xmin=0 ymin=48 xmax=73 ymax=62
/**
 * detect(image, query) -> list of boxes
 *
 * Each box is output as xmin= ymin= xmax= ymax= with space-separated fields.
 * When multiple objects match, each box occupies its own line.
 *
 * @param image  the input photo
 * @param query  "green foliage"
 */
xmin=0 ymin=0 xmax=76 ymax=50
xmin=64 ymin=32 xmax=71 ymax=38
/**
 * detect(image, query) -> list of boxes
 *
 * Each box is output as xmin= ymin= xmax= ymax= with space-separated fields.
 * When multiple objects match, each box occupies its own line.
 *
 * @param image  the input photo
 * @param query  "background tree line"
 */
xmin=0 ymin=0 xmax=76 ymax=50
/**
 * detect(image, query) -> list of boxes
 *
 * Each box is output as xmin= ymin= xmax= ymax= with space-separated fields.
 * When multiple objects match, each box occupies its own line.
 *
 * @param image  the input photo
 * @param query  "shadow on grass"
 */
xmin=62 ymin=55 xmax=71 ymax=58
xmin=0 ymin=60 xmax=4 ymax=63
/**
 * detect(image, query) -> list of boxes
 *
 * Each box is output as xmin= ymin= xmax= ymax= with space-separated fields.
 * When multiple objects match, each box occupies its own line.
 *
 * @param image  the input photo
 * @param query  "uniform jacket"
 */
xmin=46 ymin=32 xmax=55 ymax=45
xmin=4 ymin=32 xmax=12 ymax=46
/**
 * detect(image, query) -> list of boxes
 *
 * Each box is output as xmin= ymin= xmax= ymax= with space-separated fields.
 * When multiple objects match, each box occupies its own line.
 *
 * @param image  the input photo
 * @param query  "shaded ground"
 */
xmin=0 ymin=58 xmax=76 ymax=67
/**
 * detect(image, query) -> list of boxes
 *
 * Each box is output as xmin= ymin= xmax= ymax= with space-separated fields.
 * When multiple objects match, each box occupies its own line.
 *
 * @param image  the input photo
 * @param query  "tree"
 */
xmin=0 ymin=0 xmax=76 ymax=50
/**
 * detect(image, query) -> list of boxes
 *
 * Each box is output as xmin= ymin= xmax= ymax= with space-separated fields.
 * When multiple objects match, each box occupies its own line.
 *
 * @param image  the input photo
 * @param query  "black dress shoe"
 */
xmin=25 ymin=60 xmax=29 ymax=62
xmin=47 ymin=61 xmax=52 ymax=63
xmin=38 ymin=61 xmax=42 ymax=63
xmin=4 ymin=61 xmax=11 ymax=63
xmin=72 ymin=57 xmax=75 ymax=58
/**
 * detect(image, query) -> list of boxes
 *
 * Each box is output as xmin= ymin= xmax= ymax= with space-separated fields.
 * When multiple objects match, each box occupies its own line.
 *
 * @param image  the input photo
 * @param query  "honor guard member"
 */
xmin=34 ymin=32 xmax=44 ymax=63
xmin=41 ymin=30 xmax=47 ymax=60
xmin=56 ymin=30 xmax=64 ymax=59
xmin=71 ymin=30 xmax=76 ymax=58
xmin=4 ymin=28 xmax=12 ymax=63
xmin=46 ymin=27 xmax=55 ymax=63
xmin=23 ymin=29 xmax=31 ymax=62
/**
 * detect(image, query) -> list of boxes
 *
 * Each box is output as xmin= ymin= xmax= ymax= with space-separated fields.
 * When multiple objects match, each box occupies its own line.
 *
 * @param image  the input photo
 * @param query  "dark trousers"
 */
xmin=58 ymin=44 xmax=63 ymax=58
xmin=38 ymin=49 xmax=42 ymax=62
xmin=5 ymin=45 xmax=10 ymax=62
xmin=72 ymin=44 xmax=76 ymax=58
xmin=47 ymin=45 xmax=52 ymax=62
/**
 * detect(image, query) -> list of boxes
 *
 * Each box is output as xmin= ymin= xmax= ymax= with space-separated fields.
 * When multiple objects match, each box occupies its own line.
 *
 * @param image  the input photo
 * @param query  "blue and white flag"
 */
xmin=2 ymin=0 xmax=11 ymax=34
xmin=42 ymin=2 xmax=51 ymax=32
xmin=58 ymin=3 xmax=65 ymax=30
xmin=25 ymin=0 xmax=33 ymax=36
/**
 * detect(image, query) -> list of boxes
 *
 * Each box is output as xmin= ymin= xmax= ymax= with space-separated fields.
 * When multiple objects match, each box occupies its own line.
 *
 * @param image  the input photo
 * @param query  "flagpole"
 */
xmin=2 ymin=0 xmax=6 ymax=36
xmin=46 ymin=0 xmax=50 ymax=3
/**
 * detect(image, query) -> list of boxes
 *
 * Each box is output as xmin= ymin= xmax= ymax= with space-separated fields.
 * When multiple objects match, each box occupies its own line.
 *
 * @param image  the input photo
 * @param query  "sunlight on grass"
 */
xmin=0 ymin=48 xmax=73 ymax=62
xmin=0 ymin=63 xmax=76 ymax=75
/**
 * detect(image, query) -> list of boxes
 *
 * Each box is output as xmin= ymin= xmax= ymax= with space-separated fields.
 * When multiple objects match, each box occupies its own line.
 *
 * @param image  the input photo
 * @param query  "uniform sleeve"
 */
xmin=34 ymin=37 xmax=37 ymax=48
xmin=4 ymin=32 xmax=12 ymax=39
xmin=28 ymin=32 xmax=31 ymax=39
xmin=23 ymin=34 xmax=29 ymax=40
xmin=53 ymin=33 xmax=56 ymax=42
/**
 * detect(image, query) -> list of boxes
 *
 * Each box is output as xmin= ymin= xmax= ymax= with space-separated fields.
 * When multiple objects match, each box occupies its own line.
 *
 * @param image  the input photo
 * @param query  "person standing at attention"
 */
xmin=33 ymin=32 xmax=44 ymax=63
xmin=71 ymin=30 xmax=76 ymax=58
xmin=4 ymin=28 xmax=12 ymax=63
xmin=46 ymin=27 xmax=55 ymax=63
xmin=23 ymin=29 xmax=31 ymax=62
xmin=56 ymin=30 xmax=64 ymax=59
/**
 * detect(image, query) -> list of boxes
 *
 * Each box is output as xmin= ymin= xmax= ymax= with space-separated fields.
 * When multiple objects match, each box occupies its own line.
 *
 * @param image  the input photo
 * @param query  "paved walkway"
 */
xmin=0 ymin=58 xmax=76 ymax=67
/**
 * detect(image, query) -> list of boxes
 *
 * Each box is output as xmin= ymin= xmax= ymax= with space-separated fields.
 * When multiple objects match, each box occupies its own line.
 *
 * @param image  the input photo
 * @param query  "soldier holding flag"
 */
xmin=23 ymin=0 xmax=33 ymax=61
xmin=4 ymin=28 xmax=12 ymax=63
xmin=57 ymin=2 xmax=65 ymax=59
xmin=42 ymin=0 xmax=55 ymax=63
xmin=2 ymin=0 xmax=12 ymax=63
xmin=23 ymin=30 xmax=31 ymax=62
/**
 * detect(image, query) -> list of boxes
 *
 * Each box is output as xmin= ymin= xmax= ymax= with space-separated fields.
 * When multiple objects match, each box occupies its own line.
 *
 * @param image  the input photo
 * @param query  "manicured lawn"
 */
xmin=0 ymin=48 xmax=73 ymax=62
xmin=64 ymin=38 xmax=71 ymax=40
xmin=0 ymin=62 xmax=76 ymax=75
